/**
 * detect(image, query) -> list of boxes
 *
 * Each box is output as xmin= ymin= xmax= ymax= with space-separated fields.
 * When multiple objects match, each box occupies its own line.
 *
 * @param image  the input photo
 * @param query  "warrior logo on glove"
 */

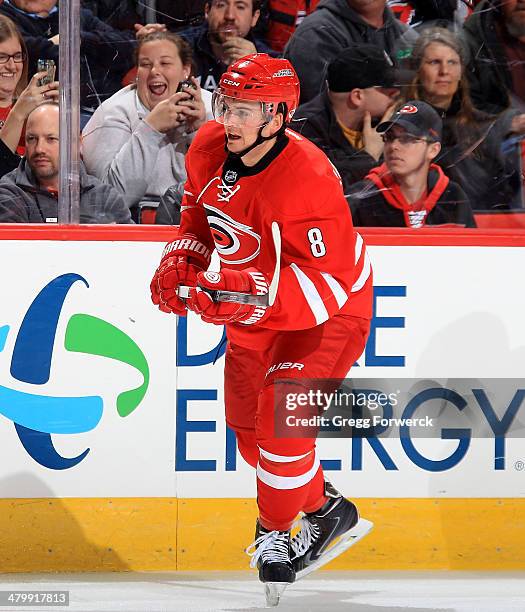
xmin=203 ymin=272 xmax=221 ymax=284
xmin=188 ymin=268 xmax=271 ymax=326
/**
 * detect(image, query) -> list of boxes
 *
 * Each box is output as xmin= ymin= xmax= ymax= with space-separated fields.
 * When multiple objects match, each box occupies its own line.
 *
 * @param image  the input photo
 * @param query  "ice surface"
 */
xmin=0 ymin=571 xmax=523 ymax=612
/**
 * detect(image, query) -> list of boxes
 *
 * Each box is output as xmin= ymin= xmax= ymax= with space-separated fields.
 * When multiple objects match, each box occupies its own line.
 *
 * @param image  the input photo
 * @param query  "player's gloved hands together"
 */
xmin=188 ymin=268 xmax=271 ymax=325
xmin=150 ymin=234 xmax=211 ymax=315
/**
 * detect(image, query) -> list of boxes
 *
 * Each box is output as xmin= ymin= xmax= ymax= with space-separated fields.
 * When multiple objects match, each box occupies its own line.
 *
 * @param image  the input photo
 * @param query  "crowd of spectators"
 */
xmin=0 ymin=102 xmax=132 ymax=223
xmin=82 ymin=31 xmax=212 ymax=222
xmin=0 ymin=0 xmax=522 ymax=227
xmin=294 ymin=44 xmax=401 ymax=194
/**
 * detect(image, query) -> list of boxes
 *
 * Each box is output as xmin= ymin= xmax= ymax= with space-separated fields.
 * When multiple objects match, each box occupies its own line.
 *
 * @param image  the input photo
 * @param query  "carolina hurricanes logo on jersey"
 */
xmin=204 ymin=204 xmax=261 ymax=264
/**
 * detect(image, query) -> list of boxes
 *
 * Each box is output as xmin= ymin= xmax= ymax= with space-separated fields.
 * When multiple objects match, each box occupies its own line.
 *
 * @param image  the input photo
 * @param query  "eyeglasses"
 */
xmin=381 ymin=133 xmax=430 ymax=146
xmin=0 ymin=52 xmax=26 ymax=64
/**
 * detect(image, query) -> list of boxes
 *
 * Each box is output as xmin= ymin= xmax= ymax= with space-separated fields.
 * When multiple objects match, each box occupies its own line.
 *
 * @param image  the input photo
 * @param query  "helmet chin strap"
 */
xmin=226 ymin=112 xmax=287 ymax=159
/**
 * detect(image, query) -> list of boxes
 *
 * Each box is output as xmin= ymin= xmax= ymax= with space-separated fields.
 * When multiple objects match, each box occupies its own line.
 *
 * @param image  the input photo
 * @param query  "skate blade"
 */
xmin=295 ymin=518 xmax=373 ymax=581
xmin=264 ymin=582 xmax=289 ymax=607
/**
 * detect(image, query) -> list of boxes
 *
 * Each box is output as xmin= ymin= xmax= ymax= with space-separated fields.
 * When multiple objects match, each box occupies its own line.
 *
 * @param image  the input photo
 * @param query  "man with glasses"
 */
xmin=348 ymin=100 xmax=475 ymax=227
xmin=294 ymin=44 xmax=401 ymax=196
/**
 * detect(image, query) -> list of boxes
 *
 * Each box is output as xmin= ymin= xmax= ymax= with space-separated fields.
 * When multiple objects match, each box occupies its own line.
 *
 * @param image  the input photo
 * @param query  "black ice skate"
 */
xmin=290 ymin=481 xmax=374 ymax=580
xmin=246 ymin=521 xmax=296 ymax=606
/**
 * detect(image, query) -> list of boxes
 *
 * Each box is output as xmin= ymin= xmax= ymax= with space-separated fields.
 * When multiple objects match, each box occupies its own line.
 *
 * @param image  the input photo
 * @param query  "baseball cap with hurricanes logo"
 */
xmin=376 ymin=100 xmax=443 ymax=142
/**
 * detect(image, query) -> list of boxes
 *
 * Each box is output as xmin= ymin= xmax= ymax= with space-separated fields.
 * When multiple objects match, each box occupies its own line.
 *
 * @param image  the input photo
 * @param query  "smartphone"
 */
xmin=176 ymin=78 xmax=195 ymax=97
xmin=37 ymin=59 xmax=56 ymax=87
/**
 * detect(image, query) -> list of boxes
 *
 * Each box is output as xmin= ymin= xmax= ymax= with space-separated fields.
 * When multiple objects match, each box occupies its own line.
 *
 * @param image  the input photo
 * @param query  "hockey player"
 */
xmin=150 ymin=54 xmax=373 ymax=604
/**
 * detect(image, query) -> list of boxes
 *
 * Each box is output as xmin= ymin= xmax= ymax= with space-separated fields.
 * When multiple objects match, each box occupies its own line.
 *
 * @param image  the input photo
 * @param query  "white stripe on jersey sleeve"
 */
xmin=352 ymin=251 xmax=372 ymax=293
xmin=354 ymin=232 xmax=364 ymax=264
xmin=321 ymin=272 xmax=348 ymax=309
xmin=290 ymin=263 xmax=329 ymax=325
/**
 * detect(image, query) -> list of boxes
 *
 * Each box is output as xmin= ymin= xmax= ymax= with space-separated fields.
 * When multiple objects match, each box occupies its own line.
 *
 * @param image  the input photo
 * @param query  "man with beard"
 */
xmin=178 ymin=0 xmax=276 ymax=93
xmin=294 ymin=45 xmax=400 ymax=195
xmin=463 ymin=0 xmax=525 ymax=113
xmin=0 ymin=103 xmax=133 ymax=223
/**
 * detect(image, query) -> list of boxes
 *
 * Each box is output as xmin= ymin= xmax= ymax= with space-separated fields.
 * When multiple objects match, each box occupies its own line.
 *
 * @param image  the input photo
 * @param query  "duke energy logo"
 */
xmin=0 ymin=273 xmax=149 ymax=470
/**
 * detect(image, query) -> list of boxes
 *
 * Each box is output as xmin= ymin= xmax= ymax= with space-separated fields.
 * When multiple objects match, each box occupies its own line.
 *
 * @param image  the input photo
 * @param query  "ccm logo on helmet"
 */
xmin=223 ymin=79 xmax=241 ymax=87
xmin=273 ymin=69 xmax=294 ymax=78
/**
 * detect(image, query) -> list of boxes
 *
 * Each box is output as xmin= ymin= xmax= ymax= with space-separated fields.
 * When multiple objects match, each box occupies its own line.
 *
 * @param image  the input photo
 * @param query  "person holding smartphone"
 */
xmin=82 ymin=32 xmax=213 ymax=220
xmin=0 ymin=14 xmax=58 ymax=175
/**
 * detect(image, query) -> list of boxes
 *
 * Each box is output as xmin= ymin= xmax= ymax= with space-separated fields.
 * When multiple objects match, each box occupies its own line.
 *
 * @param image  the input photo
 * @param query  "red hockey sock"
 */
xmin=257 ymin=448 xmax=323 ymax=531
xmin=302 ymin=466 xmax=327 ymax=514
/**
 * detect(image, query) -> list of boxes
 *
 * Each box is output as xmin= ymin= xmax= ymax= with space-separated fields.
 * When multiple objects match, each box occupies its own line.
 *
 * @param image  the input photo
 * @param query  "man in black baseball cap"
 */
xmin=376 ymin=100 xmax=443 ymax=142
xmin=347 ymin=99 xmax=475 ymax=228
xmin=294 ymin=44 xmax=401 ymax=194
xmin=326 ymin=44 xmax=400 ymax=92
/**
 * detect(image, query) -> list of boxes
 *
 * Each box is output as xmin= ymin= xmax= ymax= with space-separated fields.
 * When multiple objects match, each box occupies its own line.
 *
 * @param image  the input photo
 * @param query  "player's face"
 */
xmin=501 ymin=0 xmax=525 ymax=37
xmin=206 ymin=0 xmax=260 ymax=43
xmin=26 ymin=105 xmax=60 ymax=183
xmin=136 ymin=40 xmax=189 ymax=110
xmin=383 ymin=126 xmax=440 ymax=179
xmin=12 ymin=0 xmax=56 ymax=14
xmin=222 ymin=99 xmax=266 ymax=151
xmin=418 ymin=43 xmax=461 ymax=106
xmin=0 ymin=36 xmax=23 ymax=101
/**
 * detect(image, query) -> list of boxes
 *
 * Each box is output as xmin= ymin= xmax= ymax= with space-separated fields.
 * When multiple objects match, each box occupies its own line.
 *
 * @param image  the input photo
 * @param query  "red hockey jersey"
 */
xmin=267 ymin=1 xmax=321 ymax=52
xmin=179 ymin=120 xmax=372 ymax=350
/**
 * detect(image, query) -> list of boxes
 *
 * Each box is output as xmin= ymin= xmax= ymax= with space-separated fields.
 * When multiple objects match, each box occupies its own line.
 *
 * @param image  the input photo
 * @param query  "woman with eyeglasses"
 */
xmin=404 ymin=27 xmax=524 ymax=211
xmin=0 ymin=15 xmax=58 ymax=166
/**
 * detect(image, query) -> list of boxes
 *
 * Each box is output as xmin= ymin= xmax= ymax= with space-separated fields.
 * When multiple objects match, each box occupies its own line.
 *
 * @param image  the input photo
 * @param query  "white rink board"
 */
xmin=0 ymin=241 xmax=176 ymax=498
xmin=0 ymin=240 xmax=524 ymax=499
xmin=176 ymin=245 xmax=525 ymax=499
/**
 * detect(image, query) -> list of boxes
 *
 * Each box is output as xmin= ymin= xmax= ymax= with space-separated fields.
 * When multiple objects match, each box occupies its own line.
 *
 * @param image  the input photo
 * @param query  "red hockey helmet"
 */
xmin=213 ymin=54 xmax=300 ymax=127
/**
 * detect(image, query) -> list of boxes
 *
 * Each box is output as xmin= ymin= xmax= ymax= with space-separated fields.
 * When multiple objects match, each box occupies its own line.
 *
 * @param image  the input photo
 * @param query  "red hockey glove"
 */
xmin=188 ymin=268 xmax=271 ymax=325
xmin=150 ymin=234 xmax=211 ymax=315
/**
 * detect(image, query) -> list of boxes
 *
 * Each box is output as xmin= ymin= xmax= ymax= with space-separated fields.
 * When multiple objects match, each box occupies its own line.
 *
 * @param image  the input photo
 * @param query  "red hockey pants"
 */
xmin=224 ymin=314 xmax=370 ymax=531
